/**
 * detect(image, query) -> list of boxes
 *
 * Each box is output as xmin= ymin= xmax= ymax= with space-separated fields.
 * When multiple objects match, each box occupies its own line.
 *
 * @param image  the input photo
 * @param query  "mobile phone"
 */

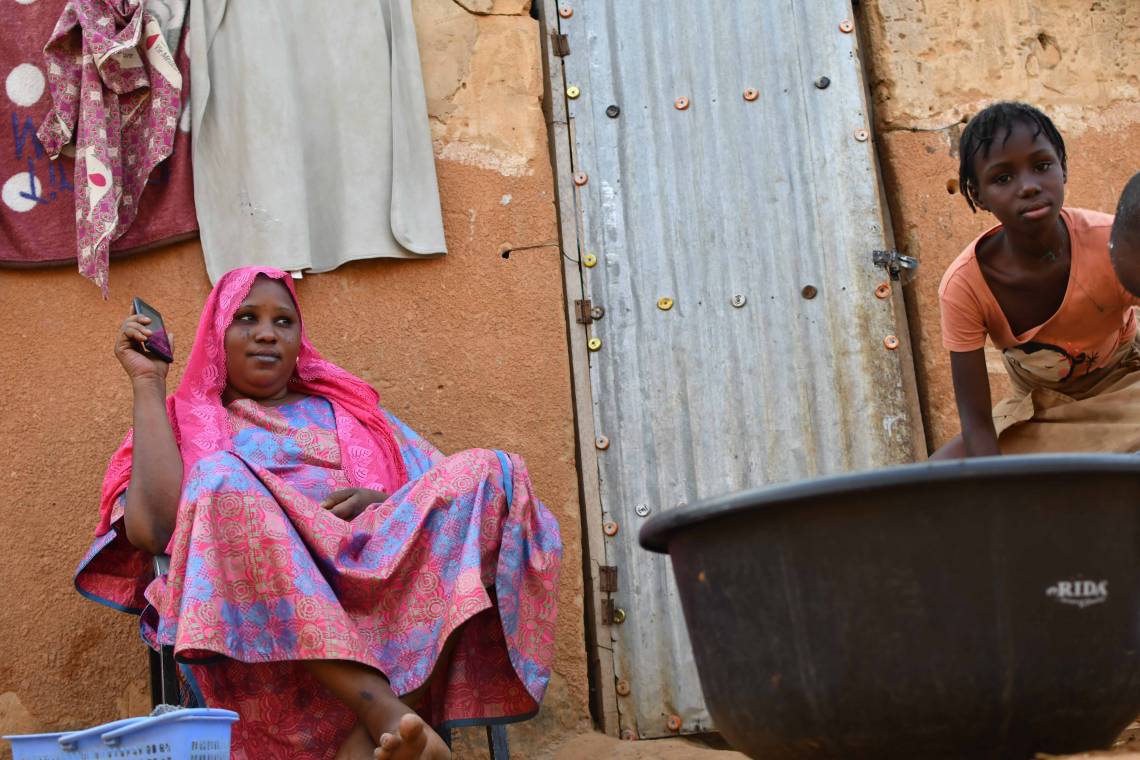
xmin=131 ymin=297 xmax=174 ymax=363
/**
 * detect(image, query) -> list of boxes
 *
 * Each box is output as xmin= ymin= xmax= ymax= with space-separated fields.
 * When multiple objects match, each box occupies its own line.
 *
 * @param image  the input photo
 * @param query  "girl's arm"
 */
xmin=949 ymin=349 xmax=1001 ymax=457
xmin=115 ymin=313 xmax=183 ymax=554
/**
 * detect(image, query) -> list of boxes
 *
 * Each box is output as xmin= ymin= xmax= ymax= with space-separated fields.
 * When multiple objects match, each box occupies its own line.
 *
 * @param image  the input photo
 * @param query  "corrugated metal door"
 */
xmin=546 ymin=0 xmax=924 ymax=740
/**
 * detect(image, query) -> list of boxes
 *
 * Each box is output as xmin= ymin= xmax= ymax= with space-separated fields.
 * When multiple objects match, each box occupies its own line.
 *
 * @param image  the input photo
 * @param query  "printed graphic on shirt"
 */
xmin=1005 ymin=341 xmax=1096 ymax=383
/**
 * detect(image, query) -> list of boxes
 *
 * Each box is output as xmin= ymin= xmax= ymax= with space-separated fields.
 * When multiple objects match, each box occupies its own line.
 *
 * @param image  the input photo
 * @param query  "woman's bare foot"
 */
xmin=334 ymin=722 xmax=376 ymax=760
xmin=373 ymin=712 xmax=450 ymax=760
xmin=300 ymin=659 xmax=450 ymax=760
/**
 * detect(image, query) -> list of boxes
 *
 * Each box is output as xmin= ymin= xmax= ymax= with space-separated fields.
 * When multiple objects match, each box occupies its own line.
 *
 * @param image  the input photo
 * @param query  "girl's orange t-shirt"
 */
xmin=939 ymin=207 xmax=1140 ymax=380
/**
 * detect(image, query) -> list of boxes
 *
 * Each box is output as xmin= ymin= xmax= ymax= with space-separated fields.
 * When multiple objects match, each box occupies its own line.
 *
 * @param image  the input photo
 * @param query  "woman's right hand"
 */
xmin=320 ymin=488 xmax=390 ymax=521
xmin=114 ymin=313 xmax=172 ymax=382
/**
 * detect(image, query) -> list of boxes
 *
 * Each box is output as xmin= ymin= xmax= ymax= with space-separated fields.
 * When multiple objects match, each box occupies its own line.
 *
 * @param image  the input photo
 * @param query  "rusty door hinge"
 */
xmin=575 ymin=299 xmax=605 ymax=324
xmin=599 ymin=565 xmax=617 ymax=593
xmin=551 ymin=32 xmax=571 ymax=57
xmin=575 ymin=299 xmax=592 ymax=324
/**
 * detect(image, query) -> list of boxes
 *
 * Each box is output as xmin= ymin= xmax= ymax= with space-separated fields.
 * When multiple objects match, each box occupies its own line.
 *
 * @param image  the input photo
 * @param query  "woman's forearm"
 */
xmin=123 ymin=378 xmax=183 ymax=553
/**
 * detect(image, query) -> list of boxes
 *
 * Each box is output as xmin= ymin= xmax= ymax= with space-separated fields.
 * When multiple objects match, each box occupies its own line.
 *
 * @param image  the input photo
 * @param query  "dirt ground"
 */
xmin=544 ymin=720 xmax=1140 ymax=760
xmin=545 ymin=742 xmax=1140 ymax=760
xmin=552 ymin=732 xmax=746 ymax=759
xmin=546 ymin=737 xmax=1140 ymax=760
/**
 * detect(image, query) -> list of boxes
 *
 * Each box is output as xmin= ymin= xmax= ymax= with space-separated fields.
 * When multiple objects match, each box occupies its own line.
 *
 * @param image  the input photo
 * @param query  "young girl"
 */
xmin=935 ymin=101 xmax=1140 ymax=458
xmin=76 ymin=268 xmax=562 ymax=759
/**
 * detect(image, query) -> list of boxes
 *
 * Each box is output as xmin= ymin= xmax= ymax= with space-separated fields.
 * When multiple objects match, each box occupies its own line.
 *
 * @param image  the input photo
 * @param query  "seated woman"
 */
xmin=74 ymin=267 xmax=562 ymax=760
xmin=933 ymin=102 xmax=1140 ymax=458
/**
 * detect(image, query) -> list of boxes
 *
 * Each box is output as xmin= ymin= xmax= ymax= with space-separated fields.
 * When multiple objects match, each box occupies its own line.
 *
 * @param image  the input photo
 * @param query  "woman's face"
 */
xmin=223 ymin=276 xmax=301 ymax=403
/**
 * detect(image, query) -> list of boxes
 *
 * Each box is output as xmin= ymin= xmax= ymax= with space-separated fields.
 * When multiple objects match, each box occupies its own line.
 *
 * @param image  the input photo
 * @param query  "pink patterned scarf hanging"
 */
xmin=37 ymin=0 xmax=182 ymax=296
xmin=96 ymin=266 xmax=409 ymax=536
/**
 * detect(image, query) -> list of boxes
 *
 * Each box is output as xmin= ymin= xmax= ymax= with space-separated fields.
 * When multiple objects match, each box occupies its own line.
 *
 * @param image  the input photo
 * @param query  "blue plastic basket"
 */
xmin=4 ymin=708 xmax=239 ymax=760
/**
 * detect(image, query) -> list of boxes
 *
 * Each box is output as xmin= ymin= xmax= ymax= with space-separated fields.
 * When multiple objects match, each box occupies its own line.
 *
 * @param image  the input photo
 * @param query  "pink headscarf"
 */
xmin=96 ymin=267 xmax=408 ymax=537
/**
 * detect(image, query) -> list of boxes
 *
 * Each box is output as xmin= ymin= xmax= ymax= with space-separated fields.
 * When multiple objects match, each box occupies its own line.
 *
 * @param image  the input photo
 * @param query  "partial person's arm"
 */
xmin=115 ymin=314 xmax=183 ymax=553
xmin=949 ymin=349 xmax=1000 ymax=457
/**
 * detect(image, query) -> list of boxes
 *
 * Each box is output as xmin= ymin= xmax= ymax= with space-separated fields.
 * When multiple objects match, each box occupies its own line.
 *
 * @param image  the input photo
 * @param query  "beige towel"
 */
xmin=189 ymin=0 xmax=446 ymax=282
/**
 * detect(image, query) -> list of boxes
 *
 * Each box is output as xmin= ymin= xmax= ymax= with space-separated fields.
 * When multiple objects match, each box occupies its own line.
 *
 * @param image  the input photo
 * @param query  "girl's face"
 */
xmin=971 ymin=120 xmax=1066 ymax=233
xmin=223 ymin=276 xmax=302 ymax=403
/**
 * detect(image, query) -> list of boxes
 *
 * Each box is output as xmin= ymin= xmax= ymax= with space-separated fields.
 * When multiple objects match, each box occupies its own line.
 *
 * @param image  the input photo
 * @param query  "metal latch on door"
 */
xmin=872 ymin=249 xmax=918 ymax=280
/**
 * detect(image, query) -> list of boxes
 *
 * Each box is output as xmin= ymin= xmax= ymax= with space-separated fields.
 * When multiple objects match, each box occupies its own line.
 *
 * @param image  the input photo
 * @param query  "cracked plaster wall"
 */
xmin=858 ymin=0 xmax=1140 ymax=449
xmin=0 ymin=1 xmax=591 ymax=758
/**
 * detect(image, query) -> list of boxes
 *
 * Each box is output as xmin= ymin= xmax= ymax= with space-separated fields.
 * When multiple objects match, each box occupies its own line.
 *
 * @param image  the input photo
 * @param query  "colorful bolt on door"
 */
xmin=540 ymin=0 xmax=924 ymax=741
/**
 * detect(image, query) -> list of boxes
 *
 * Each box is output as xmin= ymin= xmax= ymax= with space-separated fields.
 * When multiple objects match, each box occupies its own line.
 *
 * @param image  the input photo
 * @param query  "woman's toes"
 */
xmin=398 ymin=712 xmax=426 ymax=745
xmin=373 ymin=732 xmax=402 ymax=760
xmin=374 ymin=713 xmax=449 ymax=759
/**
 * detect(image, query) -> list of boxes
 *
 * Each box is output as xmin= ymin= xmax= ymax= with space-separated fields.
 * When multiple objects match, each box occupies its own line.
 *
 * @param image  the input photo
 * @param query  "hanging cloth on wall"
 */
xmin=0 ymin=0 xmax=196 ymax=278
xmin=147 ymin=0 xmax=188 ymax=55
xmin=189 ymin=0 xmax=447 ymax=282
xmin=36 ymin=0 xmax=185 ymax=296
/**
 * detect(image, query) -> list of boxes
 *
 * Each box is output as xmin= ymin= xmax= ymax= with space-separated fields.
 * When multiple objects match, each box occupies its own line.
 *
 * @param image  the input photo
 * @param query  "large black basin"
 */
xmin=639 ymin=454 xmax=1140 ymax=759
